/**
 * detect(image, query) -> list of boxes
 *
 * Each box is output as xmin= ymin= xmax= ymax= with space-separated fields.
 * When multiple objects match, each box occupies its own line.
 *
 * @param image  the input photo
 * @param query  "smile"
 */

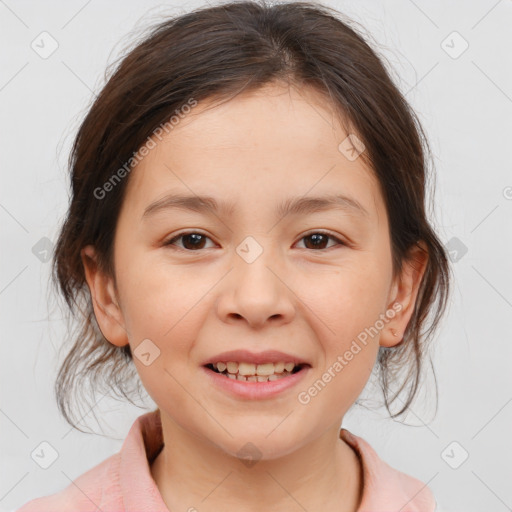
xmin=202 ymin=361 xmax=311 ymax=399
xmin=205 ymin=361 xmax=306 ymax=382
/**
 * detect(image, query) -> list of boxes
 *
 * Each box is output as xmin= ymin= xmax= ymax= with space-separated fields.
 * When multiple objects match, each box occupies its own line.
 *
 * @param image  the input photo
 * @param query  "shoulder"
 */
xmin=15 ymin=410 xmax=165 ymax=512
xmin=15 ymin=451 xmax=122 ymax=512
xmin=340 ymin=428 xmax=437 ymax=512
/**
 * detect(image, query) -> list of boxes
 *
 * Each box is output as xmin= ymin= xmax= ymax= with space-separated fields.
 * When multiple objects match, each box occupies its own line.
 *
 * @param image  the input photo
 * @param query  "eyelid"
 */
xmin=297 ymin=229 xmax=347 ymax=248
xmin=163 ymin=230 xmax=217 ymax=250
xmin=163 ymin=229 xmax=348 ymax=251
xmin=300 ymin=229 xmax=345 ymax=242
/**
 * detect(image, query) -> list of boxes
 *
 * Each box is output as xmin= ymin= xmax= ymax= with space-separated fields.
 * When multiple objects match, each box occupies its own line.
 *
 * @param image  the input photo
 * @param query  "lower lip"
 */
xmin=201 ymin=365 xmax=311 ymax=400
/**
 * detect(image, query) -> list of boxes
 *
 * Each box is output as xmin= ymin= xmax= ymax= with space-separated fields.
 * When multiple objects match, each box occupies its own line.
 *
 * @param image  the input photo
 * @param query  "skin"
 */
xmin=82 ymin=82 xmax=427 ymax=512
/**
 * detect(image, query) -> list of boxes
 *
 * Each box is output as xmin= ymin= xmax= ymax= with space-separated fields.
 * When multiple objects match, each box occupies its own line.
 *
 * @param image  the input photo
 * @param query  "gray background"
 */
xmin=1 ymin=1 xmax=511 ymax=511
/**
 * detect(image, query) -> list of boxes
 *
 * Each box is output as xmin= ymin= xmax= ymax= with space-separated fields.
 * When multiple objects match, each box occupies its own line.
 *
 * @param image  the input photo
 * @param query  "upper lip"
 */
xmin=201 ymin=349 xmax=311 ymax=366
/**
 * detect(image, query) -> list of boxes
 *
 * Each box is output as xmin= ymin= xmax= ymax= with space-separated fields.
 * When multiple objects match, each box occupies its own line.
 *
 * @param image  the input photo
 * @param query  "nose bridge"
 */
xmin=233 ymin=233 xmax=280 ymax=295
xmin=216 ymin=234 xmax=294 ymax=326
xmin=235 ymin=234 xmax=270 ymax=266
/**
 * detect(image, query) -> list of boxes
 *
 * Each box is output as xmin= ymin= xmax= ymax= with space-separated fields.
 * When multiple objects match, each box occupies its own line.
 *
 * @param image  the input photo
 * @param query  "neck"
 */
xmin=150 ymin=411 xmax=363 ymax=512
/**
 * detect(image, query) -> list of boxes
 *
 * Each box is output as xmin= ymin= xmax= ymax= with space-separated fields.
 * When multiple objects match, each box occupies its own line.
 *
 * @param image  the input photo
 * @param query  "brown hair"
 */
xmin=52 ymin=0 xmax=451 ymax=431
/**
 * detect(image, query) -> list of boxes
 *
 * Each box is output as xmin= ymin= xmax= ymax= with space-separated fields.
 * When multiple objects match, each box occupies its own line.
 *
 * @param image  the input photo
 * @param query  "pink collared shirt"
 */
xmin=17 ymin=409 xmax=437 ymax=511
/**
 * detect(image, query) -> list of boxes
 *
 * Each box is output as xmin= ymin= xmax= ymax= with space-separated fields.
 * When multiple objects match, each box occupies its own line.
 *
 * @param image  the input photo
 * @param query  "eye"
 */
xmin=295 ymin=231 xmax=345 ymax=250
xmin=164 ymin=231 xmax=216 ymax=251
xmin=163 ymin=230 xmax=346 ymax=252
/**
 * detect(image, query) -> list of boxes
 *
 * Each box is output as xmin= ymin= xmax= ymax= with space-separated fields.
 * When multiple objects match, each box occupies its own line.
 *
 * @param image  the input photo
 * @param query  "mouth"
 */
xmin=203 ymin=362 xmax=310 ymax=382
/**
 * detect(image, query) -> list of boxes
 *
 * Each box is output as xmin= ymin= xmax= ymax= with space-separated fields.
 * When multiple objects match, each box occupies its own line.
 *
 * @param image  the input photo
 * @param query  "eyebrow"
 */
xmin=142 ymin=192 xmax=369 ymax=220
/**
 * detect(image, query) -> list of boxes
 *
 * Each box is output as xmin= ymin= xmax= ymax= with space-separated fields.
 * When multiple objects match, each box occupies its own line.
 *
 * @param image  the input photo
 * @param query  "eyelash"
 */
xmin=163 ymin=230 xmax=346 ymax=252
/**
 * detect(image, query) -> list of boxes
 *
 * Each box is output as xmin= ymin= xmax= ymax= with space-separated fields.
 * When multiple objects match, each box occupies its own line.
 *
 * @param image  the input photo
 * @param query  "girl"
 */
xmin=18 ymin=1 xmax=450 ymax=511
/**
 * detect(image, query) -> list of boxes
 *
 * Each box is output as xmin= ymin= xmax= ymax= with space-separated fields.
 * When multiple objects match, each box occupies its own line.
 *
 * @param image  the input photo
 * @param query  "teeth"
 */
xmin=238 ymin=362 xmax=257 ymax=376
xmin=233 ymin=371 xmax=292 ymax=382
xmin=226 ymin=361 xmax=238 ymax=374
xmin=274 ymin=362 xmax=285 ymax=373
xmin=215 ymin=361 xmax=298 ymax=375
xmin=210 ymin=360 xmax=302 ymax=381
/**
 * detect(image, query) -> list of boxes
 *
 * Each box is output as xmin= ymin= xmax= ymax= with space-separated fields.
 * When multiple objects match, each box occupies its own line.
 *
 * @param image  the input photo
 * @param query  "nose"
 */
xmin=215 ymin=246 xmax=295 ymax=329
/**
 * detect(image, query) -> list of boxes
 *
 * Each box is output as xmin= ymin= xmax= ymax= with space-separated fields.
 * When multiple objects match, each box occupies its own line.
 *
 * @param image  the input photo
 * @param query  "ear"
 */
xmin=380 ymin=241 xmax=429 ymax=348
xmin=81 ymin=245 xmax=129 ymax=347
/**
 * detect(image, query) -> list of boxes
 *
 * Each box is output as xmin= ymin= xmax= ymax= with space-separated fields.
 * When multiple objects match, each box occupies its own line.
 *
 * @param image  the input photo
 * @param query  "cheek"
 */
xmin=116 ymin=251 xmax=217 ymax=366
xmin=307 ymin=263 xmax=388 ymax=386
xmin=317 ymin=262 xmax=389 ymax=328
xmin=311 ymin=276 xmax=382 ymax=402
xmin=115 ymin=250 xmax=182 ymax=337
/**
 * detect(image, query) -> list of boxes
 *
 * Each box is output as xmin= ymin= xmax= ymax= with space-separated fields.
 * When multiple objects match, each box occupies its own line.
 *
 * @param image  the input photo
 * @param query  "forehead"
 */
xmin=122 ymin=83 xmax=385 ymax=225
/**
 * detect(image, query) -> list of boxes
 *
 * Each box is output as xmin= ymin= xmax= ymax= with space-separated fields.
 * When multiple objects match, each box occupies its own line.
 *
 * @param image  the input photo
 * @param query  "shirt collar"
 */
xmin=340 ymin=428 xmax=436 ymax=511
xmin=119 ymin=409 xmax=435 ymax=512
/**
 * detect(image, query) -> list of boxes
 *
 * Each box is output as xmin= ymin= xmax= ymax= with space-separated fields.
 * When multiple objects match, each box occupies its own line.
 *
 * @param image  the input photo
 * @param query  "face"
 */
xmin=82 ymin=82 xmax=426 ymax=460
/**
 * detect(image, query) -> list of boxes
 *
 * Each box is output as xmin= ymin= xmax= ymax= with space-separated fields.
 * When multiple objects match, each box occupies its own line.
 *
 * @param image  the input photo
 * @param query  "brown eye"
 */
xmin=297 ymin=232 xmax=344 ymax=250
xmin=164 ymin=231 xmax=345 ymax=252
xmin=165 ymin=232 xmax=214 ymax=251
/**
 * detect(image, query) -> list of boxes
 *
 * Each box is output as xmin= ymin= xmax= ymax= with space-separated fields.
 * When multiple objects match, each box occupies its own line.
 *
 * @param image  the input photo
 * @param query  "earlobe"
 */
xmin=380 ymin=242 xmax=429 ymax=348
xmin=81 ymin=245 xmax=129 ymax=347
